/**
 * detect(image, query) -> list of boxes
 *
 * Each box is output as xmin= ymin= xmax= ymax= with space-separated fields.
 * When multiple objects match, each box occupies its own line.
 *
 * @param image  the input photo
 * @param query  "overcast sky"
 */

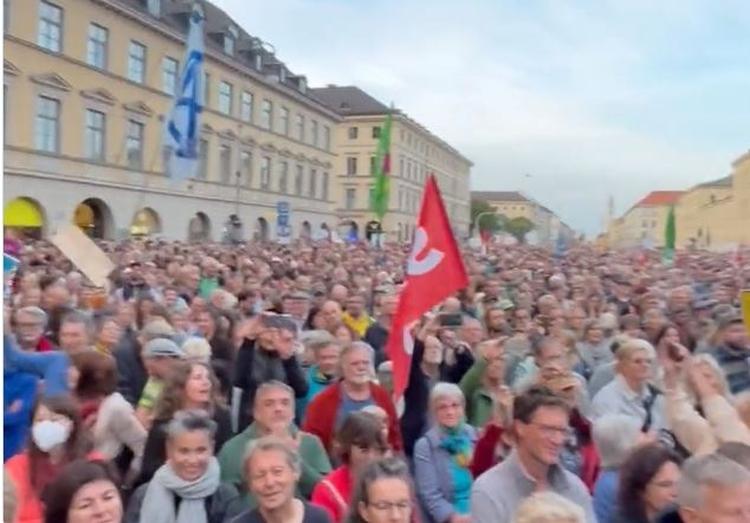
xmin=212 ymin=0 xmax=750 ymax=237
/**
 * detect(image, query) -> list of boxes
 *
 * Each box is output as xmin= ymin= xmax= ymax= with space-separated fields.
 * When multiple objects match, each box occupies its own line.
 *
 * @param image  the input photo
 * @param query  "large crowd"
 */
xmin=3 ymin=236 xmax=750 ymax=523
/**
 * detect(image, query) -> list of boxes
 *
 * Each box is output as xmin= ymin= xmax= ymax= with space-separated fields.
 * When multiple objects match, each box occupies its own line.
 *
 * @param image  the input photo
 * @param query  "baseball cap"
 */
xmin=143 ymin=338 xmax=184 ymax=359
xmin=716 ymin=313 xmax=744 ymax=331
xmin=497 ymin=299 xmax=515 ymax=311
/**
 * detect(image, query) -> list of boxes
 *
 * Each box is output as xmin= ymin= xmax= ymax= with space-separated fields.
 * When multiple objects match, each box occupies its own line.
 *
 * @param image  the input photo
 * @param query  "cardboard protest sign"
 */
xmin=51 ymin=224 xmax=115 ymax=291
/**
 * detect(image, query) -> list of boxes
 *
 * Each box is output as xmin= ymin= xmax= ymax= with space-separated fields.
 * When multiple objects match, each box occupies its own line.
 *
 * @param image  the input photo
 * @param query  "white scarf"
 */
xmin=139 ymin=457 xmax=221 ymax=523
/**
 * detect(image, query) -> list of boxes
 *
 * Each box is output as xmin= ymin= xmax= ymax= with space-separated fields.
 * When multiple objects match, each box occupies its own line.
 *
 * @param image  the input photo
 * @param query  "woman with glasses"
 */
xmin=616 ymin=443 xmax=682 ymax=523
xmin=311 ymin=412 xmax=388 ymax=523
xmin=414 ymin=383 xmax=476 ymax=523
xmin=347 ymin=458 xmax=415 ymax=523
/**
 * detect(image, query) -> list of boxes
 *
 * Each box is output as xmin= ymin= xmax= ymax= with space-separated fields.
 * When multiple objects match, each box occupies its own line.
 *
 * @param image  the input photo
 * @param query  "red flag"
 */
xmin=385 ymin=175 xmax=468 ymax=408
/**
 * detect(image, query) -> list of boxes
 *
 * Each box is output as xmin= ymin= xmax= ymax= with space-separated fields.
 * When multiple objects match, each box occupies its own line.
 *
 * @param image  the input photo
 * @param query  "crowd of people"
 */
xmin=3 ymin=236 xmax=750 ymax=523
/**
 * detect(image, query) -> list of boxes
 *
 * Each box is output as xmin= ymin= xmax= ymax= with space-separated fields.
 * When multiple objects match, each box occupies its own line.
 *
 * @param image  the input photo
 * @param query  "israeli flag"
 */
xmin=164 ymin=3 xmax=204 ymax=181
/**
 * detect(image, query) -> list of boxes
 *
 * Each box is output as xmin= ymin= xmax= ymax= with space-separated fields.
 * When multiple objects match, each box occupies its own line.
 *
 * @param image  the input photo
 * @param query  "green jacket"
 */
xmin=459 ymin=357 xmax=494 ymax=428
xmin=217 ymin=422 xmax=332 ymax=507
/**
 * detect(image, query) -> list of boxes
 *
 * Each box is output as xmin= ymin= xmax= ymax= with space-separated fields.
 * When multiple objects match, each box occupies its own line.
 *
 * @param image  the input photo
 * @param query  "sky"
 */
xmin=212 ymin=0 xmax=750 ymax=237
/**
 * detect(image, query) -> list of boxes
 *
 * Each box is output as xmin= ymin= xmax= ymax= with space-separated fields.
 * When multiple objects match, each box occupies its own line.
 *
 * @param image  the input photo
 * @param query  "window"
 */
xmin=203 ymin=72 xmax=210 ymax=106
xmin=240 ymin=151 xmax=253 ymax=187
xmin=323 ymin=126 xmax=331 ymax=151
xmin=5 ymin=0 xmax=10 ymax=32
xmin=261 ymin=100 xmax=272 ymax=130
xmin=219 ymin=144 xmax=232 ymax=184
xmin=224 ymin=28 xmax=237 ymax=55
xmin=128 ymin=41 xmax=146 ymax=83
xmin=369 ymin=186 xmax=375 ymax=206
xmin=84 ymin=109 xmax=105 ymax=161
xmin=126 ymin=120 xmax=144 ymax=169
xmin=87 ymin=23 xmax=108 ymax=69
xmin=35 ymin=96 xmax=59 ymax=153
xmin=198 ymin=139 xmax=209 ymax=179
xmin=370 ymin=156 xmax=376 ymax=175
xmin=278 ymin=161 xmax=288 ymax=193
xmin=322 ymin=172 xmax=329 ymax=201
xmin=260 ymin=156 xmax=271 ymax=189
xmin=372 ymin=126 xmax=381 ymax=139
xmin=162 ymin=57 xmax=179 ymax=95
xmin=399 ymin=189 xmax=404 ymax=211
xmin=295 ymin=114 xmax=305 ymax=141
xmin=279 ymin=107 xmax=290 ymax=135
xmin=399 ymin=157 xmax=404 ymax=177
xmin=218 ymin=81 xmax=233 ymax=115
xmin=240 ymin=91 xmax=253 ymax=122
xmin=345 ymin=189 xmax=356 ymax=210
xmin=348 ymin=127 xmax=358 ymax=140
xmin=295 ymin=165 xmax=304 ymax=195
xmin=309 ymin=169 xmax=317 ymax=197
xmin=147 ymin=0 xmax=161 ymax=16
xmin=346 ymin=156 xmax=357 ymax=176
xmin=38 ymin=1 xmax=63 ymax=52
xmin=310 ymin=119 xmax=319 ymax=147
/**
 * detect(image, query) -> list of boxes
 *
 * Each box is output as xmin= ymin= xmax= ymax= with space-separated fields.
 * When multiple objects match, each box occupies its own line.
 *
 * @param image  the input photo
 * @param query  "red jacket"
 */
xmin=35 ymin=337 xmax=55 ymax=353
xmin=302 ymin=381 xmax=403 ymax=453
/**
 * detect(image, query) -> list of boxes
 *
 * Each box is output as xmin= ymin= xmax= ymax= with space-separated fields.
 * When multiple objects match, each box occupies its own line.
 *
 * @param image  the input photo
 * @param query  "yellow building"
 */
xmin=606 ymin=191 xmax=683 ymax=249
xmin=470 ymin=191 xmax=575 ymax=247
xmin=674 ymin=150 xmax=750 ymax=250
xmin=3 ymin=0 xmax=341 ymax=240
xmin=311 ymin=85 xmax=472 ymax=242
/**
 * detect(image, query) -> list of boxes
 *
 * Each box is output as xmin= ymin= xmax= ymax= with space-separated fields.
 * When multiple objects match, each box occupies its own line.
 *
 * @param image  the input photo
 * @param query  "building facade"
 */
xmin=470 ymin=191 xmax=575 ymax=247
xmin=605 ymin=191 xmax=683 ymax=249
xmin=311 ymin=85 xmax=472 ymax=242
xmin=3 ymin=0 xmax=341 ymax=241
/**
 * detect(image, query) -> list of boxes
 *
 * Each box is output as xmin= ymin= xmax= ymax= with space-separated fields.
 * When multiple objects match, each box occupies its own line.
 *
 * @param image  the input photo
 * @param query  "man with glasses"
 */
xmin=13 ymin=306 xmax=54 ymax=352
xmin=471 ymin=386 xmax=596 ymax=523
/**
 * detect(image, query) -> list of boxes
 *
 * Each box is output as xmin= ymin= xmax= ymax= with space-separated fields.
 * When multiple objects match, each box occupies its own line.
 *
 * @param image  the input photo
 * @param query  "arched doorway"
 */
xmin=255 ymin=217 xmax=269 ymax=242
xmin=73 ymin=198 xmax=114 ymax=239
xmin=365 ymin=220 xmax=382 ymax=241
xmin=4 ymin=197 xmax=46 ymax=239
xmin=130 ymin=207 xmax=161 ymax=237
xmin=188 ymin=212 xmax=211 ymax=242
xmin=300 ymin=221 xmax=312 ymax=239
xmin=338 ymin=220 xmax=359 ymax=243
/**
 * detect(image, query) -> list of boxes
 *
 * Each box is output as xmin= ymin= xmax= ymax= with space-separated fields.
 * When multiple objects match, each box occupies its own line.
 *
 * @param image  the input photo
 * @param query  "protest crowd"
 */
xmin=3 ymin=231 xmax=750 ymax=523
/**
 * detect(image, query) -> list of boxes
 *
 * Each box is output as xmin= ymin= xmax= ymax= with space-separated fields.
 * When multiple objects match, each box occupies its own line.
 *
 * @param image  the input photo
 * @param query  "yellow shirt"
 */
xmin=342 ymin=312 xmax=374 ymax=338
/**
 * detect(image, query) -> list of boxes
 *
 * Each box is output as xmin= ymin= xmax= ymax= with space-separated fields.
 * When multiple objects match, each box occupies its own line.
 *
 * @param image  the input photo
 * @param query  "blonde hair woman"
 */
xmin=512 ymin=491 xmax=585 ymax=523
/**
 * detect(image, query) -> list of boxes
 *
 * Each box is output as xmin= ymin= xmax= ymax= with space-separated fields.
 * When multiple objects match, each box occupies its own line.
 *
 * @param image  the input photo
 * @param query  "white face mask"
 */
xmin=32 ymin=420 xmax=71 ymax=452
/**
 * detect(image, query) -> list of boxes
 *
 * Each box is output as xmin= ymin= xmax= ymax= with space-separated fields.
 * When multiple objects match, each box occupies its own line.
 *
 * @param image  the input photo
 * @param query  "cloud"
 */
xmin=212 ymin=0 xmax=750 ymax=236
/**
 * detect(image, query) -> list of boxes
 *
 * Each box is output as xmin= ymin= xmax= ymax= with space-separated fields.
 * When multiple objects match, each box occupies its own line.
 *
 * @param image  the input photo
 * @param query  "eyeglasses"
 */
xmin=528 ymin=422 xmax=569 ymax=439
xmin=369 ymin=500 xmax=413 ymax=513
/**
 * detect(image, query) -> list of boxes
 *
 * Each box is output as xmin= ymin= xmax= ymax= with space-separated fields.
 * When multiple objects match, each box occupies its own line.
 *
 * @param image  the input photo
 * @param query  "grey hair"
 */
xmin=677 ymin=453 xmax=750 ymax=510
xmin=61 ymin=310 xmax=94 ymax=335
xmin=512 ymin=491 xmax=585 ymax=523
xmin=165 ymin=409 xmax=217 ymax=441
xmin=341 ymin=341 xmax=375 ymax=364
xmin=254 ymin=380 xmax=294 ymax=403
xmin=615 ymin=338 xmax=656 ymax=363
xmin=346 ymin=458 xmax=414 ymax=523
xmin=429 ymin=382 xmax=465 ymax=413
xmin=242 ymin=436 xmax=301 ymax=483
xmin=303 ymin=330 xmax=339 ymax=353
xmin=16 ymin=306 xmax=48 ymax=329
xmin=592 ymin=414 xmax=643 ymax=468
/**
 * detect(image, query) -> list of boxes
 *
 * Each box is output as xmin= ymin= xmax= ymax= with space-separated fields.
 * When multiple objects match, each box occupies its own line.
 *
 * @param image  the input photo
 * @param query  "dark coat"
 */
xmin=234 ymin=338 xmax=309 ymax=431
xmin=124 ymin=481 xmax=243 ymax=523
xmin=113 ymin=334 xmax=147 ymax=406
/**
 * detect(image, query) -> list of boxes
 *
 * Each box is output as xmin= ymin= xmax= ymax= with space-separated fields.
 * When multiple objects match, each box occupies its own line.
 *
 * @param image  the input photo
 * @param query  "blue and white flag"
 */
xmin=164 ymin=3 xmax=205 ymax=181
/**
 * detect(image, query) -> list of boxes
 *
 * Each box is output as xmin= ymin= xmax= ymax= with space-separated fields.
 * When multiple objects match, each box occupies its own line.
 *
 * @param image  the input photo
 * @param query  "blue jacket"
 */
xmin=413 ymin=424 xmax=477 ymax=523
xmin=4 ymin=370 xmax=37 ymax=461
xmin=4 ymin=334 xmax=69 ymax=396
xmin=593 ymin=469 xmax=620 ymax=523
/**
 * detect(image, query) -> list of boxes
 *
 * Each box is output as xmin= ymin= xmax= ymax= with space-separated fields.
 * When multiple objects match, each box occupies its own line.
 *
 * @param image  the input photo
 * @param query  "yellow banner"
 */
xmin=741 ymin=290 xmax=750 ymax=333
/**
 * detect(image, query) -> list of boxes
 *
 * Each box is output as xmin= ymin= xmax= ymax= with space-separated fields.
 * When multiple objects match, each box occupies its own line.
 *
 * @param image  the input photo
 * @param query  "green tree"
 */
xmin=505 ymin=216 xmax=535 ymax=243
xmin=470 ymin=200 xmax=504 ymax=234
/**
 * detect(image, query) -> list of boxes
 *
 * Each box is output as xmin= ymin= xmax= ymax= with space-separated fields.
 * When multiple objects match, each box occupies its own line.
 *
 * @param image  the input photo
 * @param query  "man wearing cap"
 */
xmin=134 ymin=336 xmax=185 ymax=426
xmin=711 ymin=314 xmax=750 ymax=394
xmin=114 ymin=319 xmax=177 ymax=406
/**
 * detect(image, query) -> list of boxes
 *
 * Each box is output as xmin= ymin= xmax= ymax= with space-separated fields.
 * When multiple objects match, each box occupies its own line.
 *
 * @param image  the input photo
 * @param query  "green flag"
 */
xmin=370 ymin=111 xmax=393 ymax=220
xmin=663 ymin=205 xmax=676 ymax=265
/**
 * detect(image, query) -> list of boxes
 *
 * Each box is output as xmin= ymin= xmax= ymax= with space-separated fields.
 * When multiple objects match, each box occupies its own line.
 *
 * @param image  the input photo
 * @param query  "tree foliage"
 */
xmin=470 ymin=200 xmax=504 ymax=234
xmin=505 ymin=216 xmax=535 ymax=243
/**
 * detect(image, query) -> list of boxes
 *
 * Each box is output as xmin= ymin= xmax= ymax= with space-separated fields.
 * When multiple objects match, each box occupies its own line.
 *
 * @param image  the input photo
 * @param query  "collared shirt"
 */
xmin=471 ymin=450 xmax=597 ymax=523
xmin=592 ymin=374 xmax=667 ymax=432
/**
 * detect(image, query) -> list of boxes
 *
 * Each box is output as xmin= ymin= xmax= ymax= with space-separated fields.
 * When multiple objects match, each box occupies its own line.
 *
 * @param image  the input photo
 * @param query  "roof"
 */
xmin=310 ymin=85 xmax=391 ymax=116
xmin=471 ymin=191 xmax=529 ymax=202
xmin=634 ymin=191 xmax=684 ymax=207
xmin=696 ymin=175 xmax=732 ymax=189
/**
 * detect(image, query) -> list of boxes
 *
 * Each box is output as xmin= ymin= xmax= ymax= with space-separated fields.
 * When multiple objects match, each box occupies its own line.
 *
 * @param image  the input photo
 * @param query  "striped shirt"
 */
xmin=713 ymin=345 xmax=750 ymax=395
